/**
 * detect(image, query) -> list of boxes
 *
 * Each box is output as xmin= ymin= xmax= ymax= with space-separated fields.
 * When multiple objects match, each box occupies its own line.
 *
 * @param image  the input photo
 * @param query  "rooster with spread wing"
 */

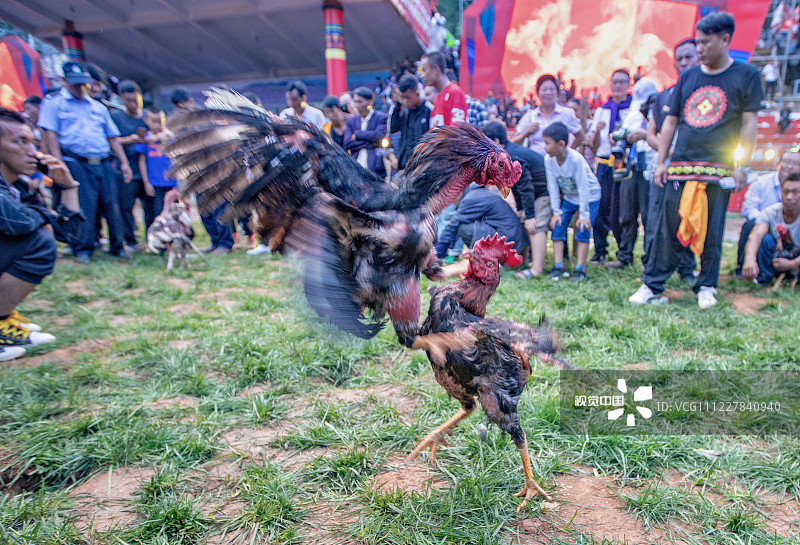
xmin=164 ymin=90 xmax=520 ymax=348
xmin=411 ymin=235 xmax=573 ymax=511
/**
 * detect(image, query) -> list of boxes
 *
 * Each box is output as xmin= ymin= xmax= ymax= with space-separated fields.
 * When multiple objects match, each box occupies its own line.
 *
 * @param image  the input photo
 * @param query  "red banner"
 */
xmin=388 ymin=0 xmax=431 ymax=48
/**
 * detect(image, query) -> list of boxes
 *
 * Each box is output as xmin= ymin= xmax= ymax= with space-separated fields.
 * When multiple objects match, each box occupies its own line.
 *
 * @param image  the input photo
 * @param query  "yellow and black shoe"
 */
xmin=9 ymin=310 xmax=42 ymax=332
xmin=0 ymin=316 xmax=55 ymax=346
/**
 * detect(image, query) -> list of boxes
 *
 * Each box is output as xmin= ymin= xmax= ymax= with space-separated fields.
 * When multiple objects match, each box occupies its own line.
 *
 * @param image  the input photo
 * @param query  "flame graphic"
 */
xmin=501 ymin=0 xmax=697 ymax=99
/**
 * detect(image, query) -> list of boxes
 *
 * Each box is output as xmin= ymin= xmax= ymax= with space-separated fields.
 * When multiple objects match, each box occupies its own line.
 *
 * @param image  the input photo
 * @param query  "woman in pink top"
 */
xmin=513 ymin=74 xmax=585 ymax=156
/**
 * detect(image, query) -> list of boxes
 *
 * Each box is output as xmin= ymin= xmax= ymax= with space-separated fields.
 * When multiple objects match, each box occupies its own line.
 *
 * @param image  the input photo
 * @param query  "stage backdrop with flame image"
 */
xmin=461 ymin=0 xmax=772 ymax=100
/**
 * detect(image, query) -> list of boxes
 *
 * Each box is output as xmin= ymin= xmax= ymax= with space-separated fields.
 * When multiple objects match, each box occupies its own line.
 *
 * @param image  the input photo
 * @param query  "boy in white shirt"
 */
xmin=544 ymin=122 xmax=602 ymax=280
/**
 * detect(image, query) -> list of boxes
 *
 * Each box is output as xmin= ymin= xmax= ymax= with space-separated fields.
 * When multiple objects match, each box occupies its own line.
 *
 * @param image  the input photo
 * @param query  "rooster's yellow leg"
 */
xmin=515 ymin=436 xmax=552 ymax=512
xmin=408 ymin=407 xmax=473 ymax=467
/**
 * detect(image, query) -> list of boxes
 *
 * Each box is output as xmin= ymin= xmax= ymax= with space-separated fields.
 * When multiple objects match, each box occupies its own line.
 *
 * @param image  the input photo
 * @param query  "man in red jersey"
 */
xmin=419 ymin=51 xmax=467 ymax=128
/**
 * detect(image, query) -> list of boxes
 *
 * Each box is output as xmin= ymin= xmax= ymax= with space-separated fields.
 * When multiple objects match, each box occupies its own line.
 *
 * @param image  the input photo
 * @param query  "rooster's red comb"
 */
xmin=473 ymin=234 xmax=523 ymax=267
xmin=777 ymin=223 xmax=789 ymax=235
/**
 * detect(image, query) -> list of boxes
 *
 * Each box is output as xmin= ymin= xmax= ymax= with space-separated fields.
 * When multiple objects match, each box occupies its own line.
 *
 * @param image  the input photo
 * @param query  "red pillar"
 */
xmin=61 ymin=20 xmax=86 ymax=61
xmin=323 ymin=0 xmax=347 ymax=96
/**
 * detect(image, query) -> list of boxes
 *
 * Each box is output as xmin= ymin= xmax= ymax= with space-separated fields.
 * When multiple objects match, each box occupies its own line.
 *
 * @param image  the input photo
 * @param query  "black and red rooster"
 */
xmin=411 ymin=234 xmax=572 ymax=511
xmin=164 ymin=89 xmax=521 ymax=349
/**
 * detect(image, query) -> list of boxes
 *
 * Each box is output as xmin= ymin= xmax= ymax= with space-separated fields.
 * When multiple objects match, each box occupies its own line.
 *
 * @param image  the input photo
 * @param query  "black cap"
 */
xmin=62 ymin=61 xmax=92 ymax=84
xmin=171 ymin=88 xmax=191 ymax=104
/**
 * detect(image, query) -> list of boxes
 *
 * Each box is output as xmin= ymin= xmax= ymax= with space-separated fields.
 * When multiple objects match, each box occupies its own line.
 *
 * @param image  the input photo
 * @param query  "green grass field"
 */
xmin=1 ymin=232 xmax=798 ymax=545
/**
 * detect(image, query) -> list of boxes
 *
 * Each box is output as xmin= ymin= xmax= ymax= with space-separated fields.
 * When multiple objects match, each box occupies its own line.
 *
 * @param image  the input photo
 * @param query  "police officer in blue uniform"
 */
xmin=38 ymin=61 xmax=133 ymax=263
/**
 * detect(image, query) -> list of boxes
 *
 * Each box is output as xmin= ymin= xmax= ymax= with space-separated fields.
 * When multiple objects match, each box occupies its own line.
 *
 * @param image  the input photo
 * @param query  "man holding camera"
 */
xmin=630 ymin=12 xmax=764 ymax=309
xmin=605 ymin=78 xmax=659 ymax=269
xmin=589 ymin=68 xmax=632 ymax=265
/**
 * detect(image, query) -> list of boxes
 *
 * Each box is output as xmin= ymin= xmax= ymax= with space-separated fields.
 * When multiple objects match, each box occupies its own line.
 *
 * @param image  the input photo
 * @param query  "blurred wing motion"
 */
xmin=411 ymin=235 xmax=572 ymax=512
xmin=165 ymin=89 xmax=521 ymax=346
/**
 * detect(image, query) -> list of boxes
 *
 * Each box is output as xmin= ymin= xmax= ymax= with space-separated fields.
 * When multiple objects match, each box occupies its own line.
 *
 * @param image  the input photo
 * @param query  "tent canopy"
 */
xmin=0 ymin=0 xmax=426 ymax=87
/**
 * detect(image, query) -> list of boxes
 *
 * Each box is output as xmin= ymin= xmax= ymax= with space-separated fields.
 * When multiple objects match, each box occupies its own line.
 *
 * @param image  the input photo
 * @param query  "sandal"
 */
xmin=515 ymin=269 xmax=537 ymax=279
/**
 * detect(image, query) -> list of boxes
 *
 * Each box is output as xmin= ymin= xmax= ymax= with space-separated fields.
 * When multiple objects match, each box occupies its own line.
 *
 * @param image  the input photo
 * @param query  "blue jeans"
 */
xmin=755 ymin=234 xmax=777 ymax=284
xmin=197 ymin=193 xmax=234 ymax=250
xmin=551 ymin=199 xmax=600 ymax=243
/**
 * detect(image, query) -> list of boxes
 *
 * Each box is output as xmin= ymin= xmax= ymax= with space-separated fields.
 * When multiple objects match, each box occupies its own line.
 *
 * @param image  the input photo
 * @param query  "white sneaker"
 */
xmin=247 ymin=244 xmax=272 ymax=255
xmin=628 ymin=284 xmax=668 ymax=305
xmin=0 ymin=346 xmax=26 ymax=362
xmin=697 ymin=287 xmax=717 ymax=309
xmin=28 ymin=331 xmax=56 ymax=345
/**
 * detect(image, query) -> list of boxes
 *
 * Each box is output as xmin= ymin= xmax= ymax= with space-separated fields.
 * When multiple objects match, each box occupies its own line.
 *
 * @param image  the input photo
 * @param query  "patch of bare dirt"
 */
xmin=69 ymin=466 xmax=155 ymax=534
xmin=300 ymin=501 xmax=360 ymax=545
xmin=729 ymin=292 xmax=778 ymax=316
xmin=147 ymin=396 xmax=199 ymax=409
xmin=315 ymin=384 xmax=418 ymax=420
xmin=664 ymin=289 xmax=689 ymax=302
xmin=66 ymin=280 xmax=93 ymax=297
xmin=166 ymin=302 xmax=210 ymax=316
xmin=82 ymin=298 xmax=110 ymax=310
xmin=50 ymin=315 xmax=75 ymax=327
xmin=626 ymin=362 xmax=650 ymax=370
xmin=514 ymin=467 xmax=666 ymax=545
xmin=371 ymin=455 xmax=448 ymax=496
xmin=21 ymin=298 xmax=52 ymax=310
xmin=251 ymin=287 xmax=286 ymax=299
xmin=206 ymin=526 xmax=249 ymax=545
xmin=197 ymin=288 xmax=242 ymax=309
xmin=115 ymin=370 xmax=141 ymax=380
xmin=661 ymin=469 xmax=799 ymax=540
xmin=219 ymin=425 xmax=325 ymax=471
xmin=219 ymin=426 xmax=289 ymax=460
xmin=168 ymin=339 xmax=196 ymax=350
xmin=123 ymin=288 xmax=144 ymax=297
xmin=109 ymin=314 xmax=142 ymax=327
xmin=238 ymin=383 xmax=271 ymax=398
xmin=12 ymin=339 xmax=115 ymax=368
xmin=166 ymin=277 xmax=193 ymax=290
xmin=758 ymin=492 xmax=800 ymax=539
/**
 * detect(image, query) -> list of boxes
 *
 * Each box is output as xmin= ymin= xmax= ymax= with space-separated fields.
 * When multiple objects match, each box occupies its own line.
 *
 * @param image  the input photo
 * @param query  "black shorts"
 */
xmin=0 ymin=228 xmax=58 ymax=284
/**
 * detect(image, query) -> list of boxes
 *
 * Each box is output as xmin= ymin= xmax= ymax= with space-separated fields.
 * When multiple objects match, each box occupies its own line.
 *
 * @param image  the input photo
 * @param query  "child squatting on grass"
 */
xmin=543 ymin=122 xmax=602 ymax=281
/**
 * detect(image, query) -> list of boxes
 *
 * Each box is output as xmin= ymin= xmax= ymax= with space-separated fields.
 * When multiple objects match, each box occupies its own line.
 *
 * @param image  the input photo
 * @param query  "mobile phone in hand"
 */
xmin=36 ymin=158 xmax=49 ymax=174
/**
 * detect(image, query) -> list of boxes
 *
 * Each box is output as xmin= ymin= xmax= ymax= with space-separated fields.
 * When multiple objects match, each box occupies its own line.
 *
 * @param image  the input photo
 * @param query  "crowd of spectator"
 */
xmin=2 ymin=10 xmax=796 ymax=364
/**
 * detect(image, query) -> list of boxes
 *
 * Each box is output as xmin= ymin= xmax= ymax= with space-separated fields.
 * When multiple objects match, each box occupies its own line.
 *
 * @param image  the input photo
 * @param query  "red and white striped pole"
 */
xmin=323 ymin=0 xmax=347 ymax=96
xmin=62 ymin=20 xmax=86 ymax=61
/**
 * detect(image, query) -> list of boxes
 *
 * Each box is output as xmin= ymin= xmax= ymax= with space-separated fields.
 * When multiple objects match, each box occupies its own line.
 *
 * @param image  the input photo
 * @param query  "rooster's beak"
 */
xmin=500 ymin=187 xmax=510 ymax=199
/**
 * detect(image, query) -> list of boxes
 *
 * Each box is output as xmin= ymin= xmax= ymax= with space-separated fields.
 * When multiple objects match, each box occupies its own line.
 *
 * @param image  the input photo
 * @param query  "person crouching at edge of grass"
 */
xmin=0 ymin=108 xmax=84 ymax=362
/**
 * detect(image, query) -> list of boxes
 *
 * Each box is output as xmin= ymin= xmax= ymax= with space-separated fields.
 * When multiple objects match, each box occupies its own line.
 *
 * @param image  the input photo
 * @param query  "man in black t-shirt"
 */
xmin=630 ymin=11 xmax=764 ymax=309
xmin=642 ymin=38 xmax=700 ymax=283
xmin=111 ymin=80 xmax=152 ymax=252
